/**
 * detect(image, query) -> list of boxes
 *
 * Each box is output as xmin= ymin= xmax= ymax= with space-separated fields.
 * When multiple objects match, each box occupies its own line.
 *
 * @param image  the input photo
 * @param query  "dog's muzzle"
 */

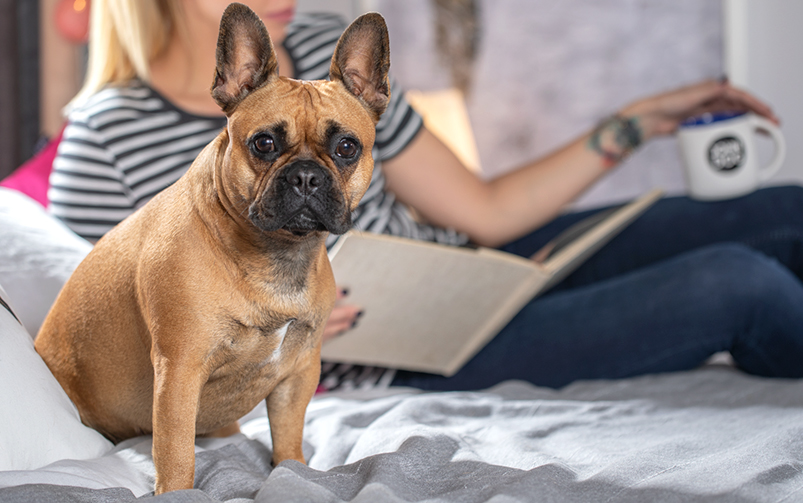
xmin=249 ymin=160 xmax=352 ymax=235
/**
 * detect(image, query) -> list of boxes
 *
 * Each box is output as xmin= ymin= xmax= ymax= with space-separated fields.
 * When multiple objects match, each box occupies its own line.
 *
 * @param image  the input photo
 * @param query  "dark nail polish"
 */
xmin=356 ymin=310 xmax=364 ymax=318
xmin=340 ymin=288 xmax=350 ymax=296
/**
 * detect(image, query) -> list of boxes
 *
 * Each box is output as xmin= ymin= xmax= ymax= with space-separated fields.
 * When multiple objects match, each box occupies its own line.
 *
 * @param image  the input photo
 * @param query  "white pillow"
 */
xmin=0 ymin=283 xmax=113 ymax=470
xmin=0 ymin=188 xmax=92 ymax=336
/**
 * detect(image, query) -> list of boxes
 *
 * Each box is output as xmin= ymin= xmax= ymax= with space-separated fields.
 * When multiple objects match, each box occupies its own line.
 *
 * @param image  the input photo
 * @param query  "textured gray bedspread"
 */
xmin=2 ymin=366 xmax=803 ymax=502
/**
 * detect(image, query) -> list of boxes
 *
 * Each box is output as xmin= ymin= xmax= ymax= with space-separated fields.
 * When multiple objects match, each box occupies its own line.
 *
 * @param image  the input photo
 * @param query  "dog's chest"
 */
xmin=189 ymin=311 xmax=314 ymax=431
xmin=211 ymin=312 xmax=315 ymax=379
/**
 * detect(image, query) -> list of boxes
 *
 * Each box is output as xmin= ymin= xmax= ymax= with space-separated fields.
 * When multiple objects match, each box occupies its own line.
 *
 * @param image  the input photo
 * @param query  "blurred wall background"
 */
xmin=724 ymin=0 xmax=803 ymax=192
xmin=375 ymin=0 xmax=722 ymax=209
xmin=0 ymin=0 xmax=41 ymax=180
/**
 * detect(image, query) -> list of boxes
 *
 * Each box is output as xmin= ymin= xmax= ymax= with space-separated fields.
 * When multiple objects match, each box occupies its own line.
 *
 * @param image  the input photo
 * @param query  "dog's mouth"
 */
xmin=250 ymin=202 xmax=350 ymax=237
xmin=248 ymin=160 xmax=352 ymax=237
xmin=281 ymin=209 xmax=329 ymax=236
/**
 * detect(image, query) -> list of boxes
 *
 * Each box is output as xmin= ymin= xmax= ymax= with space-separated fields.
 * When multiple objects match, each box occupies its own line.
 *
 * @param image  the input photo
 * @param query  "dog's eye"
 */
xmin=335 ymin=138 xmax=358 ymax=159
xmin=253 ymin=134 xmax=276 ymax=153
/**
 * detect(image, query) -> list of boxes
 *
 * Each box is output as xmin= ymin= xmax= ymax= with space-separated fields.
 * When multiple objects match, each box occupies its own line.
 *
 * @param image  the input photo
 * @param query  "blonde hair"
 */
xmin=68 ymin=0 xmax=185 ymax=111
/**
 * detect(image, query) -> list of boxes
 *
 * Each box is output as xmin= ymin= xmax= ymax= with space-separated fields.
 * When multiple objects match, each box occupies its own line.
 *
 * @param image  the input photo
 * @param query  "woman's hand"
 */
xmin=321 ymin=289 xmax=362 ymax=344
xmin=622 ymin=79 xmax=780 ymax=141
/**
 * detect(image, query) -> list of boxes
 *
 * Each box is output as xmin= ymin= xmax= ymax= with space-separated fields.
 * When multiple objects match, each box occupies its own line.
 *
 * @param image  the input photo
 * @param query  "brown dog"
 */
xmin=35 ymin=3 xmax=389 ymax=495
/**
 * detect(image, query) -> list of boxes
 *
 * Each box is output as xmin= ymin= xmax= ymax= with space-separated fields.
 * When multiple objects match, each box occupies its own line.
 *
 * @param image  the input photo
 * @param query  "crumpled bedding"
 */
xmin=1 ymin=365 xmax=802 ymax=502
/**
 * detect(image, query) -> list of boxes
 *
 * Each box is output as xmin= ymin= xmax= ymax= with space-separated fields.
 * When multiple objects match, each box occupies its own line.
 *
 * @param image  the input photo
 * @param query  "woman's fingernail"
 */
xmin=356 ymin=310 xmax=364 ymax=318
xmin=340 ymin=288 xmax=350 ymax=296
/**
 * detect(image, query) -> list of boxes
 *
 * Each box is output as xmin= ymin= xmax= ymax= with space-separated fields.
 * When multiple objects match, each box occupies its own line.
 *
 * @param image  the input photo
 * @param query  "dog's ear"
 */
xmin=329 ymin=13 xmax=391 ymax=123
xmin=211 ymin=3 xmax=278 ymax=115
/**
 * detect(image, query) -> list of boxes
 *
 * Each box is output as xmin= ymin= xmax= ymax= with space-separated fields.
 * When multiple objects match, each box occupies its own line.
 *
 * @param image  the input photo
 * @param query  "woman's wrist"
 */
xmin=587 ymin=114 xmax=643 ymax=168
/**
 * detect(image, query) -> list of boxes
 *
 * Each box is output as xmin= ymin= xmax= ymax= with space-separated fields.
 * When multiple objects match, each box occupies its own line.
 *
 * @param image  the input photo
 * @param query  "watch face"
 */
xmin=708 ymin=136 xmax=745 ymax=171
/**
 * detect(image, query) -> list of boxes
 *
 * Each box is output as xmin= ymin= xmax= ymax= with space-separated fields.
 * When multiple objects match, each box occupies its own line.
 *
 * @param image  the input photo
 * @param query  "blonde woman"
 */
xmin=50 ymin=0 xmax=803 ymax=392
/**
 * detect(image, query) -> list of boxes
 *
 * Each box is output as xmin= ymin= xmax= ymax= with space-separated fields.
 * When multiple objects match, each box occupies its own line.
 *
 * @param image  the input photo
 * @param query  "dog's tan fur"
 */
xmin=35 ymin=4 xmax=390 ymax=494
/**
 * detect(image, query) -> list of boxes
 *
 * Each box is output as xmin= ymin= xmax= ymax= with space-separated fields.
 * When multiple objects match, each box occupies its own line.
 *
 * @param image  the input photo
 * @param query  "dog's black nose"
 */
xmin=285 ymin=161 xmax=324 ymax=197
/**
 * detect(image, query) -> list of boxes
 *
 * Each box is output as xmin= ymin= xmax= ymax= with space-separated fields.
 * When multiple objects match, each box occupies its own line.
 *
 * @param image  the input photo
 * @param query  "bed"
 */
xmin=2 ymin=188 xmax=803 ymax=502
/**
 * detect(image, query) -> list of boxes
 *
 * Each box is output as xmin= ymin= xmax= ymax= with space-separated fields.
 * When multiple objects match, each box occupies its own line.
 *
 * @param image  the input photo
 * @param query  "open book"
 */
xmin=323 ymin=189 xmax=663 ymax=376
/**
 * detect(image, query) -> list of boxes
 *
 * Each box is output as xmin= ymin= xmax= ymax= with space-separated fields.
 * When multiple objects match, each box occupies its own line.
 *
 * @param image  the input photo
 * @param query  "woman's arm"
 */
xmin=382 ymin=80 xmax=779 ymax=248
xmin=383 ymin=126 xmax=608 ymax=248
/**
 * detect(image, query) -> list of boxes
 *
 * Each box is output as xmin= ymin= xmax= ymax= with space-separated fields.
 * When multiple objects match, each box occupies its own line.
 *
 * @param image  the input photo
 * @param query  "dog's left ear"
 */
xmin=211 ymin=3 xmax=279 ymax=115
xmin=329 ymin=13 xmax=391 ymax=123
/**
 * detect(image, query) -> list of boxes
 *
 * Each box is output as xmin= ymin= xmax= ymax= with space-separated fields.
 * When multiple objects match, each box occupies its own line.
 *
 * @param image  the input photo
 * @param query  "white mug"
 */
xmin=677 ymin=111 xmax=786 ymax=201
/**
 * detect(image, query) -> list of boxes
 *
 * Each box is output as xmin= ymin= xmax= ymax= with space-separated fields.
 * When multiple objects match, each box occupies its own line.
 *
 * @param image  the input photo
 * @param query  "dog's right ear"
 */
xmin=211 ymin=3 xmax=278 ymax=115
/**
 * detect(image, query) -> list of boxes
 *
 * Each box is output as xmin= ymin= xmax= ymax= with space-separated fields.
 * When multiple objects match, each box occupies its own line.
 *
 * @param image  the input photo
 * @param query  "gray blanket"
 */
xmin=2 ymin=366 xmax=803 ymax=502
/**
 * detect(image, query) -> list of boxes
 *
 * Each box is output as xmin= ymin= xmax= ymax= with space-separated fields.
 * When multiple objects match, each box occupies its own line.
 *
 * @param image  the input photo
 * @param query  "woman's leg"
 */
xmin=502 ymin=185 xmax=803 ymax=291
xmin=392 ymin=244 xmax=803 ymax=390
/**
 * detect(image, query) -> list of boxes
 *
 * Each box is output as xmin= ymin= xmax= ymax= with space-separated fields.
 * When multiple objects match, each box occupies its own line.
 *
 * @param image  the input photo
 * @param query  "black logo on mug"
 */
xmin=708 ymin=136 xmax=745 ymax=171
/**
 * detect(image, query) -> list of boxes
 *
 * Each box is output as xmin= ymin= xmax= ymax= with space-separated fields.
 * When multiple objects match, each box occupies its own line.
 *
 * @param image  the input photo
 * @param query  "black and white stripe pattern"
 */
xmin=50 ymin=85 xmax=225 ymax=239
xmin=319 ymin=361 xmax=397 ymax=392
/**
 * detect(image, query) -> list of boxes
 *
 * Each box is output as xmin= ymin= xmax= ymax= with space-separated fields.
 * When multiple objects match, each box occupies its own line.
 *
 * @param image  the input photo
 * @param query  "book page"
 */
xmin=324 ymin=235 xmax=548 ymax=376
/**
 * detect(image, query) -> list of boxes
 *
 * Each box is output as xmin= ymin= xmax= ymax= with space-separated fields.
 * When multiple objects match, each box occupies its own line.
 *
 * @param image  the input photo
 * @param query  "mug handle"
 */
xmin=751 ymin=114 xmax=786 ymax=181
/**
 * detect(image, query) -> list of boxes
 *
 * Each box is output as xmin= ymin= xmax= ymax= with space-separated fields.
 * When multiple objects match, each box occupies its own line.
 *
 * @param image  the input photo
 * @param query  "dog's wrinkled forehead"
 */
xmin=229 ymin=78 xmax=376 ymax=148
xmin=228 ymin=78 xmax=376 ymax=163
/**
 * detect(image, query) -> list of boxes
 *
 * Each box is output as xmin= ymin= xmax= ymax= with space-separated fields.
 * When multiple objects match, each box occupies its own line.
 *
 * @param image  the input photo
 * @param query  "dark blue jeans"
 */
xmin=392 ymin=185 xmax=803 ymax=390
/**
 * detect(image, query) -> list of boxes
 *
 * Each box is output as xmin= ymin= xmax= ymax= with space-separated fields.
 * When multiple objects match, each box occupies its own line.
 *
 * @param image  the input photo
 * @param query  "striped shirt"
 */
xmin=49 ymin=13 xmax=468 ymax=392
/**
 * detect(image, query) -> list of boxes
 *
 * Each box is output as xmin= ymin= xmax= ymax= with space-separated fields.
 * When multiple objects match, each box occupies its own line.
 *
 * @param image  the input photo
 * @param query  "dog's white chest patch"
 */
xmin=270 ymin=319 xmax=294 ymax=360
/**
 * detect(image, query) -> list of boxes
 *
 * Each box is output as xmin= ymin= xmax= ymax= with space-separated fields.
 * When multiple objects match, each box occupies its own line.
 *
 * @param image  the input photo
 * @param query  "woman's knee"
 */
xmin=699 ymin=242 xmax=803 ymax=377
xmin=689 ymin=244 xmax=802 ymax=313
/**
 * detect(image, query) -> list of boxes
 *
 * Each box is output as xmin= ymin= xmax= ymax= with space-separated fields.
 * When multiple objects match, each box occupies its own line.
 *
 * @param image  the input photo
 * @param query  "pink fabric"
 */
xmin=0 ymin=126 xmax=65 ymax=208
